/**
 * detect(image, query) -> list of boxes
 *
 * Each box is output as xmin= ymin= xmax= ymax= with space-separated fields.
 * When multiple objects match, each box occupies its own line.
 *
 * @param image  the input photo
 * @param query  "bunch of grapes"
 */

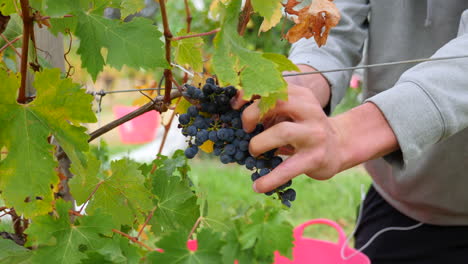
xmin=178 ymin=78 xmax=296 ymax=207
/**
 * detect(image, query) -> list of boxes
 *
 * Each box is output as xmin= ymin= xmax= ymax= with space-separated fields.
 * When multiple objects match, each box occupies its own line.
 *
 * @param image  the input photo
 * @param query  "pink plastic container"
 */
xmin=184 ymin=219 xmax=369 ymax=264
xmin=274 ymin=219 xmax=370 ymax=264
xmin=113 ymin=106 xmax=160 ymax=144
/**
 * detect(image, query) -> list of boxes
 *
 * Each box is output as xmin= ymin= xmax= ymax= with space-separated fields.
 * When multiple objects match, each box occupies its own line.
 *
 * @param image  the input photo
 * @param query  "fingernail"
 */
xmin=252 ymin=183 xmax=259 ymax=193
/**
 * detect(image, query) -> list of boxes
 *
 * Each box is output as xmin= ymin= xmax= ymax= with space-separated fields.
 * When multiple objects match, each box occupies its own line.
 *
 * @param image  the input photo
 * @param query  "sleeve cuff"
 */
xmin=365 ymin=81 xmax=445 ymax=163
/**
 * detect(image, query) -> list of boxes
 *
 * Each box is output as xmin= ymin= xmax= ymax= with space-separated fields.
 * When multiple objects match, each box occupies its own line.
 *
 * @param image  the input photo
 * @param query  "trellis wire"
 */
xmin=87 ymin=54 xmax=468 ymax=95
xmin=282 ymin=54 xmax=468 ymax=77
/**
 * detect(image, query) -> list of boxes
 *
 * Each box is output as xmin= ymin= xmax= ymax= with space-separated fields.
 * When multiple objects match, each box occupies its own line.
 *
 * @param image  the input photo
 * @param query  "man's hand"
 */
xmin=241 ymin=84 xmax=346 ymax=193
xmin=234 ymin=65 xmax=399 ymax=194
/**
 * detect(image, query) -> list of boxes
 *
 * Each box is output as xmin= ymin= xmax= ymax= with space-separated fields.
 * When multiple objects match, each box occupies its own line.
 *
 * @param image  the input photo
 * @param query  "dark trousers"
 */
xmin=354 ymin=185 xmax=468 ymax=264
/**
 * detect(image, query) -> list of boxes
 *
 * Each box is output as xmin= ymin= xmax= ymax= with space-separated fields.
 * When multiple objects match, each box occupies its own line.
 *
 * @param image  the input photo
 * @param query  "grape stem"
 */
xmin=171 ymin=28 xmax=220 ymax=41
xmin=187 ymin=216 xmax=203 ymax=240
xmin=112 ymin=229 xmax=158 ymax=252
xmin=136 ymin=206 xmax=157 ymax=239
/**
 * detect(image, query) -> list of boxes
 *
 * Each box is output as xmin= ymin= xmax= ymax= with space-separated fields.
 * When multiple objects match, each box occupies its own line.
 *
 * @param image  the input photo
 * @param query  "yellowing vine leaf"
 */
xmin=258 ymin=2 xmax=282 ymax=34
xmin=285 ymin=0 xmax=341 ymax=46
xmin=173 ymin=30 xmax=204 ymax=72
xmin=0 ymin=69 xmax=95 ymax=217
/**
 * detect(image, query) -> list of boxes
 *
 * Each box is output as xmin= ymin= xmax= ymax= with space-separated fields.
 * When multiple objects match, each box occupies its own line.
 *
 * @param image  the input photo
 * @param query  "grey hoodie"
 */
xmin=289 ymin=0 xmax=468 ymax=225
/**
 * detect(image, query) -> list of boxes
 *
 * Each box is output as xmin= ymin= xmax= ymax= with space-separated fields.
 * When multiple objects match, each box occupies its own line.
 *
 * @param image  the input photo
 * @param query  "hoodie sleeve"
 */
xmin=288 ymin=0 xmax=370 ymax=111
xmin=366 ymin=10 xmax=468 ymax=164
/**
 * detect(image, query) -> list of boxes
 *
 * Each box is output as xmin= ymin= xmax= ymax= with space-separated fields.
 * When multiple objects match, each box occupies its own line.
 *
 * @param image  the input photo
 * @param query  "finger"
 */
xmin=241 ymin=100 xmax=261 ymax=133
xmin=253 ymin=154 xmax=308 ymax=193
xmin=249 ymin=122 xmax=301 ymax=157
xmin=231 ymin=90 xmax=248 ymax=110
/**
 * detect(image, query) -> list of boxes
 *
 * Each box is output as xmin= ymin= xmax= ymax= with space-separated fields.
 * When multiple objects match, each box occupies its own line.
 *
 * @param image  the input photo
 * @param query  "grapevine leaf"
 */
xmin=49 ymin=16 xmax=78 ymax=35
xmin=0 ymin=238 xmax=32 ymax=264
xmin=0 ymin=69 xmax=95 ymax=217
xmin=94 ymin=235 xmax=141 ymax=264
xmin=120 ymin=0 xmax=145 ymax=19
xmin=262 ymin=53 xmax=300 ymax=73
xmin=69 ymin=152 xmax=101 ymax=204
xmin=258 ymin=91 xmax=288 ymax=115
xmin=0 ymin=0 xmax=18 ymax=16
xmin=84 ymin=159 xmax=154 ymax=227
xmin=258 ymin=2 xmax=282 ymax=33
xmin=251 ymin=0 xmax=280 ymax=21
xmin=221 ymin=229 xmax=254 ymax=264
xmin=148 ymin=152 xmax=199 ymax=233
xmin=175 ymin=97 xmax=192 ymax=115
xmin=148 ymin=229 xmax=224 ymax=264
xmin=173 ymin=30 xmax=204 ymax=72
xmin=199 ymin=140 xmax=214 ymax=153
xmin=213 ymin=0 xmax=287 ymax=111
xmin=239 ymin=209 xmax=293 ymax=260
xmin=75 ymin=13 xmax=167 ymax=80
xmin=26 ymin=200 xmax=115 ymax=264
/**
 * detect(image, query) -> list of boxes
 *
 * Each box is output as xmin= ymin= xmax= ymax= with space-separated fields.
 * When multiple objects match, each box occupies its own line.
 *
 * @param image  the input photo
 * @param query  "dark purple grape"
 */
xmin=185 ymin=146 xmax=198 ymax=159
xmin=259 ymin=168 xmax=270 ymax=176
xmin=282 ymin=189 xmax=296 ymax=201
xmin=187 ymin=105 xmax=199 ymax=117
xmin=245 ymin=157 xmax=256 ymax=170
xmin=187 ymin=126 xmax=197 ymax=136
xmin=179 ymin=113 xmax=190 ymax=125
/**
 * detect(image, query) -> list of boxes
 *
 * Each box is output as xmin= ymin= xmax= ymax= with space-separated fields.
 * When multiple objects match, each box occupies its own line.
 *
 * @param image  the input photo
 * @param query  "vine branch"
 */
xmin=112 ymin=229 xmax=158 ymax=251
xmin=172 ymin=28 xmax=220 ymax=41
xmin=184 ymin=0 xmax=192 ymax=33
xmin=18 ymin=0 xmax=33 ymax=104
xmin=237 ymin=0 xmax=253 ymax=36
xmin=159 ymin=0 xmax=174 ymax=104
xmin=88 ymin=90 xmax=182 ymax=143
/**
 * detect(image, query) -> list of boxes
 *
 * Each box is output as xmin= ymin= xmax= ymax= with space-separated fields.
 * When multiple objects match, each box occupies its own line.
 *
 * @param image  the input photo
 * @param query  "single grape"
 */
xmin=179 ymin=113 xmax=190 ymax=125
xmin=259 ymin=168 xmax=270 ymax=176
xmin=220 ymin=154 xmax=233 ymax=164
xmin=231 ymin=118 xmax=242 ymax=129
xmin=225 ymin=86 xmax=237 ymax=97
xmin=220 ymin=113 xmax=232 ymax=123
xmin=251 ymin=172 xmax=261 ymax=181
xmin=256 ymin=159 xmax=267 ymax=169
xmin=206 ymin=77 xmax=216 ymax=85
xmin=239 ymin=140 xmax=249 ymax=152
xmin=234 ymin=150 xmax=246 ymax=161
xmin=245 ymin=157 xmax=256 ymax=170
xmin=202 ymin=83 xmax=215 ymax=95
xmin=282 ymin=189 xmax=296 ymax=201
xmin=224 ymin=144 xmax=236 ymax=156
xmin=213 ymin=147 xmax=223 ymax=156
xmin=187 ymin=105 xmax=199 ymax=117
xmin=196 ymin=130 xmax=209 ymax=142
xmin=265 ymin=191 xmax=275 ymax=196
xmin=185 ymin=146 xmax=198 ymax=159
xmin=187 ymin=126 xmax=197 ymax=136
xmin=209 ymin=131 xmax=219 ymax=142
xmin=271 ymin=156 xmax=283 ymax=168
xmin=217 ymin=128 xmax=229 ymax=141
xmin=235 ymin=129 xmax=246 ymax=139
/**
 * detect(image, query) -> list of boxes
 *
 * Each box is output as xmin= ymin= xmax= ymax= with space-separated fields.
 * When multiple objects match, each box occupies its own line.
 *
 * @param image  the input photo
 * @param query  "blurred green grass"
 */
xmin=189 ymin=159 xmax=371 ymax=242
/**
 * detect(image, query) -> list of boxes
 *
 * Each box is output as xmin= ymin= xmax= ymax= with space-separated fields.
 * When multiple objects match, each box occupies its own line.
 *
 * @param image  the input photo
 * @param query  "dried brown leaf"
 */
xmin=285 ymin=0 xmax=341 ymax=46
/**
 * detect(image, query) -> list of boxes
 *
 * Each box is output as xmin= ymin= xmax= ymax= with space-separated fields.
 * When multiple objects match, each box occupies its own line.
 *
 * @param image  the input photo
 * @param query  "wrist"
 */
xmin=284 ymin=64 xmax=331 ymax=108
xmin=329 ymin=102 xmax=399 ymax=171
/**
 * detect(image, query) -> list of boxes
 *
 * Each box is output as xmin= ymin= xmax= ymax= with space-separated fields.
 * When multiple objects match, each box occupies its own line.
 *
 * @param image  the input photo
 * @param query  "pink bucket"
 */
xmin=113 ymin=106 xmax=160 ymax=144
xmin=274 ymin=219 xmax=370 ymax=264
